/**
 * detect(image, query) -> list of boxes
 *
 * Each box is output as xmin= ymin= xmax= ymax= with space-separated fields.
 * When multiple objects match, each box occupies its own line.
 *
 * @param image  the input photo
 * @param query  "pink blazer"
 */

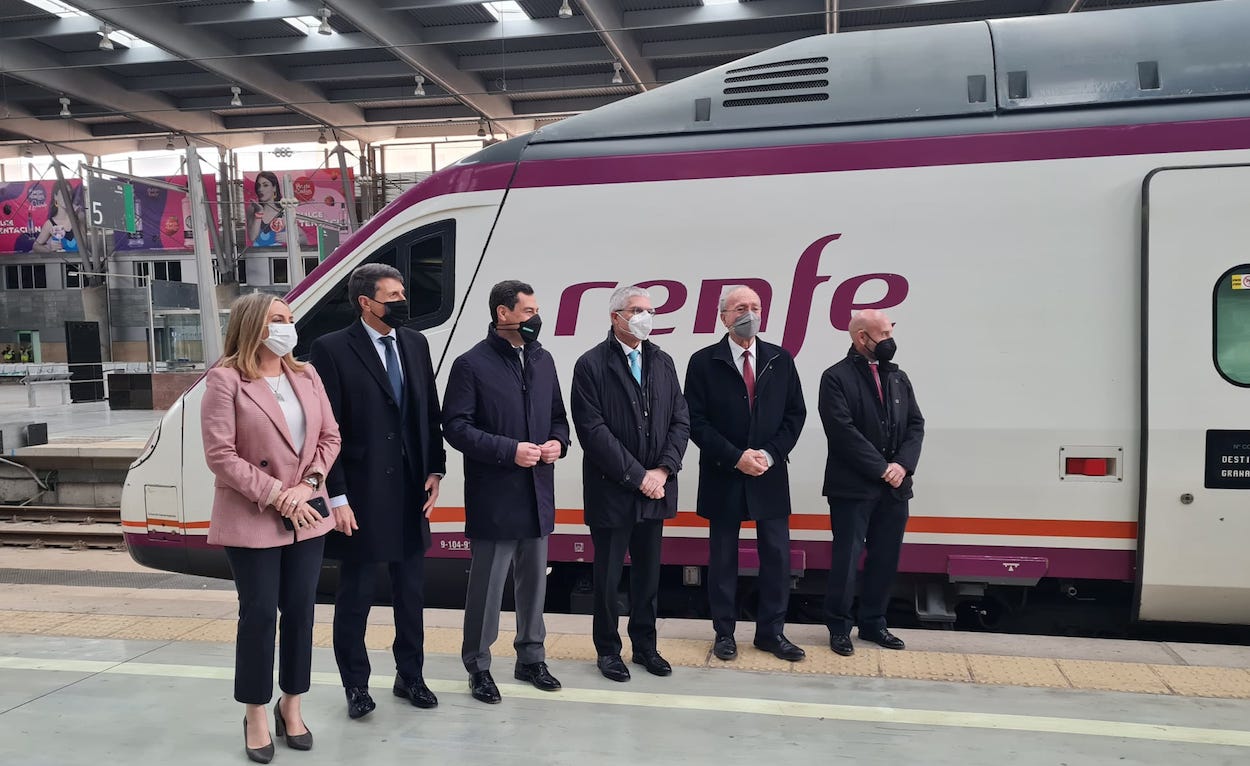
xmin=201 ymin=363 xmax=342 ymax=549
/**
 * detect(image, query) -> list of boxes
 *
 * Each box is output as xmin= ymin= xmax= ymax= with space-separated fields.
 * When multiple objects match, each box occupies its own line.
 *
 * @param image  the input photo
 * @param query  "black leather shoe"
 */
xmin=859 ymin=628 xmax=906 ymax=650
xmin=597 ymin=654 xmax=631 ymax=682
xmin=631 ymin=650 xmax=672 ymax=677
xmin=469 ymin=670 xmax=502 ymax=704
xmin=829 ymin=633 xmax=855 ymax=656
xmin=514 ymin=661 xmax=562 ymax=691
xmin=754 ymin=634 xmax=806 ymax=662
xmin=393 ymin=674 xmax=438 ymax=709
xmin=243 ymin=718 xmax=274 ymax=764
xmin=713 ymin=635 xmax=737 ymax=661
xmin=345 ymin=686 xmax=376 ymax=720
xmin=274 ymin=700 xmax=313 ymax=751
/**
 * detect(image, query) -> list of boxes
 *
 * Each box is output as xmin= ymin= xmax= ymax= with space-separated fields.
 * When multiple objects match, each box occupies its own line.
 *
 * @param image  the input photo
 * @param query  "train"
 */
xmin=122 ymin=0 xmax=1250 ymax=628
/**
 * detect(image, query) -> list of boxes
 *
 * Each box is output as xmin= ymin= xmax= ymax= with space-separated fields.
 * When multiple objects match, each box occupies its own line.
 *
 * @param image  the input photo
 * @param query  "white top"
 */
xmin=362 ymin=319 xmax=403 ymax=385
xmin=265 ymin=374 xmax=306 ymax=453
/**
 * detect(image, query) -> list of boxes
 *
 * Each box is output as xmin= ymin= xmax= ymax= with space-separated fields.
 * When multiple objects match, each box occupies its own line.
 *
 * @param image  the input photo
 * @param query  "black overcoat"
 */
xmin=684 ymin=335 xmax=806 ymax=522
xmin=571 ymin=332 xmax=690 ymax=529
xmin=442 ymin=329 xmax=570 ymax=540
xmin=310 ymin=321 xmax=447 ymax=562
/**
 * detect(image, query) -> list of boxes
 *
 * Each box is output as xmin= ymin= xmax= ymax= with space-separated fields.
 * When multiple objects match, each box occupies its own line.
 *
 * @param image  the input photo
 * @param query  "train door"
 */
xmin=1139 ymin=164 xmax=1250 ymax=623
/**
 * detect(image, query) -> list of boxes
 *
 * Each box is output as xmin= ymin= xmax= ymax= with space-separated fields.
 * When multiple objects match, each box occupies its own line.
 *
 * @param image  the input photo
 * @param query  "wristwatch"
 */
xmin=302 ymin=475 xmax=320 ymax=490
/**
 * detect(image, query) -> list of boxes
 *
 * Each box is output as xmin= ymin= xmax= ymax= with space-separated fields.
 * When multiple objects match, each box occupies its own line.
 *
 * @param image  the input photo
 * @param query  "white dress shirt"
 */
xmin=724 ymin=335 xmax=773 ymax=468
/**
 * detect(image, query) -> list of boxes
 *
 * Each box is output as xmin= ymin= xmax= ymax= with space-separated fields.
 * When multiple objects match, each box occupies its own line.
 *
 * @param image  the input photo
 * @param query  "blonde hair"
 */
xmin=220 ymin=292 xmax=305 ymax=380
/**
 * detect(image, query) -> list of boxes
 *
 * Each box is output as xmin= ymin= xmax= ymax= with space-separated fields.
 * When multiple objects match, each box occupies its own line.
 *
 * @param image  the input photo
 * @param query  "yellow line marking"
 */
xmin=1 ymin=656 xmax=1249 ymax=748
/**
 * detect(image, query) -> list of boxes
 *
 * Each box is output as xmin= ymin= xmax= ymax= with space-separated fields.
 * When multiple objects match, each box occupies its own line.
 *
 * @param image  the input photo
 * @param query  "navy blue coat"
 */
xmin=310 ymin=321 xmax=447 ymax=562
xmin=442 ymin=329 xmax=570 ymax=540
xmin=571 ymin=332 xmax=690 ymax=529
xmin=685 ymin=335 xmax=807 ymax=522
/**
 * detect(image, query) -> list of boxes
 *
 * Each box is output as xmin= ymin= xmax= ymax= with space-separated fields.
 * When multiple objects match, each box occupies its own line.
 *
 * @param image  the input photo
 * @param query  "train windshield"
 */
xmin=293 ymin=219 xmax=456 ymax=358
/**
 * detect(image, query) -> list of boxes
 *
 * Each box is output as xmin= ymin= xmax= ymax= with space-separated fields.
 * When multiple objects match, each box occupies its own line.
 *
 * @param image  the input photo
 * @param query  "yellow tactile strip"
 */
xmin=4 ymin=609 xmax=1250 ymax=700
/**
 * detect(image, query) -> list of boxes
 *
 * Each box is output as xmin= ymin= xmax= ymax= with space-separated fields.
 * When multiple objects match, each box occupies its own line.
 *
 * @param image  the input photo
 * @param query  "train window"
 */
xmin=1213 ymin=265 xmax=1250 ymax=387
xmin=294 ymin=219 xmax=456 ymax=359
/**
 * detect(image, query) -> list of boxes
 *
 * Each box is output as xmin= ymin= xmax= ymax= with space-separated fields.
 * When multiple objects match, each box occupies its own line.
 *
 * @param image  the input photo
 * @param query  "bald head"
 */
xmin=850 ymin=309 xmax=894 ymax=359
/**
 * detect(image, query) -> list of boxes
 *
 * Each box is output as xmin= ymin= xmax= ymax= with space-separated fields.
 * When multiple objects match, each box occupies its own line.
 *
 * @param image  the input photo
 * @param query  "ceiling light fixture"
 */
xmin=23 ymin=144 xmax=34 ymax=158
xmin=558 ymin=0 xmax=572 ymax=18
xmin=229 ymin=86 xmax=242 ymax=107
xmin=98 ymin=23 xmax=114 ymax=51
xmin=414 ymin=74 xmax=426 ymax=97
xmin=318 ymin=127 xmax=328 ymax=144
xmin=166 ymin=134 xmax=175 ymax=151
xmin=476 ymin=120 xmax=486 ymax=138
xmin=59 ymin=97 xmax=71 ymax=118
xmin=611 ymin=61 xmax=623 ymax=85
xmin=317 ymin=7 xmax=333 ymax=35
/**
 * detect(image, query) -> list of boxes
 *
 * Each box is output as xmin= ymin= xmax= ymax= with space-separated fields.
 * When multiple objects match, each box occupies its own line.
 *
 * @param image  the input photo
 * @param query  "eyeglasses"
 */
xmin=616 ymin=308 xmax=656 ymax=317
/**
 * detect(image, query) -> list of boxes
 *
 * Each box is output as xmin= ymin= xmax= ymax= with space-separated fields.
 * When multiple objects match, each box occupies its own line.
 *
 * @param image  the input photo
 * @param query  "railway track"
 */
xmin=0 ymin=505 xmax=124 ymax=550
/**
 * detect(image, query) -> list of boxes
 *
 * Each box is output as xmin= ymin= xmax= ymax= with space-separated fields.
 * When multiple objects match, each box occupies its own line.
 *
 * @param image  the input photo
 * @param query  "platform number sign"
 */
xmin=86 ymin=176 xmax=137 ymax=234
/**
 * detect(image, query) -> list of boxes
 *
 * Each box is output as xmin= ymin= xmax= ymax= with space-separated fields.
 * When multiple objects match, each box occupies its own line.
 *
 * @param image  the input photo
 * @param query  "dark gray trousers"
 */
xmin=461 ymin=536 xmax=549 ymax=673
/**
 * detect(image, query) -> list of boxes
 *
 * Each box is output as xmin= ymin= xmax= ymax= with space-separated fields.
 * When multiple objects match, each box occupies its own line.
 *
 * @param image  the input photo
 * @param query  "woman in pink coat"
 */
xmin=202 ymin=292 xmax=341 ymax=763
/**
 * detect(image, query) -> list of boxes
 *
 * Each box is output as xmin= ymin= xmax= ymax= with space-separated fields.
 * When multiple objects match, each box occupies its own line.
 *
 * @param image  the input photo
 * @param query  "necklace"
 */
xmin=265 ymin=375 xmax=285 ymax=402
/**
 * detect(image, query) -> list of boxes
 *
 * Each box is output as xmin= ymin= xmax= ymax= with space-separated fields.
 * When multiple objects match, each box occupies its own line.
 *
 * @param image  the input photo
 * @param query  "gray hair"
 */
xmin=719 ymin=285 xmax=756 ymax=312
xmin=609 ymin=285 xmax=650 ymax=313
xmin=348 ymin=263 xmax=404 ymax=314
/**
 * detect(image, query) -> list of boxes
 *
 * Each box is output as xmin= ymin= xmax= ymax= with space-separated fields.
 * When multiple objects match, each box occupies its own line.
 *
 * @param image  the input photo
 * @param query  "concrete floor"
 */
xmin=2 ymin=633 xmax=1249 ymax=766
xmin=0 ymin=382 xmax=162 ymax=447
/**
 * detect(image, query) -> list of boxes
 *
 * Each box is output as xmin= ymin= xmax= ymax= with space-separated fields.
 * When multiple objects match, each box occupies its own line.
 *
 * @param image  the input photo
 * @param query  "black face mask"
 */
xmin=372 ymin=298 xmax=409 ymax=328
xmin=517 ymin=314 xmax=542 ymax=345
xmin=869 ymin=336 xmax=897 ymax=363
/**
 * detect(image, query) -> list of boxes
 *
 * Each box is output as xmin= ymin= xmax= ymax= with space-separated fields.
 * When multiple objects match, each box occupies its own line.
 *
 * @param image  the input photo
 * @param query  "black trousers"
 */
xmin=708 ymin=515 xmax=791 ymax=639
xmin=590 ymin=520 xmax=663 ymax=657
xmin=333 ymin=548 xmax=427 ymax=688
xmin=823 ymin=495 xmax=909 ymax=635
xmin=225 ymin=535 xmax=325 ymax=705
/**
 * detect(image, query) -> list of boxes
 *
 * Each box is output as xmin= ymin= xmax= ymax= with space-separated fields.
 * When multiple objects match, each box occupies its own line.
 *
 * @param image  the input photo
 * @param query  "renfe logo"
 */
xmin=554 ymin=234 xmax=909 ymax=357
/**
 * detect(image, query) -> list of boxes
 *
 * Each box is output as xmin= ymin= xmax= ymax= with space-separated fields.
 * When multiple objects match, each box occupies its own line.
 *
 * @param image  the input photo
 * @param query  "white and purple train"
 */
xmin=123 ymin=0 xmax=1250 ymax=627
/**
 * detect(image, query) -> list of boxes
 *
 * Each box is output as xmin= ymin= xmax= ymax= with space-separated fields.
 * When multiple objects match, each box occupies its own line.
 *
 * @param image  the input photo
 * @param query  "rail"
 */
xmin=0 ymin=504 xmax=123 ymax=550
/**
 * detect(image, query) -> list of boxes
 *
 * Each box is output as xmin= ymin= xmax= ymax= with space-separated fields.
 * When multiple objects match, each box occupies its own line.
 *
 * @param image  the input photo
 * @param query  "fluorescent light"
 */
xmin=481 ymin=1 xmax=529 ymax=21
xmin=702 ymin=0 xmax=740 ymax=4
xmin=25 ymin=0 xmax=80 ymax=19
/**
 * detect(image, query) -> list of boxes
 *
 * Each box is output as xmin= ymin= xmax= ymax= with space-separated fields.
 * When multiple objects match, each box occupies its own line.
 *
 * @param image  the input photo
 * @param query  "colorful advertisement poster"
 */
xmin=0 ymin=175 xmax=218 ymax=254
xmin=242 ymin=168 xmax=353 ymax=249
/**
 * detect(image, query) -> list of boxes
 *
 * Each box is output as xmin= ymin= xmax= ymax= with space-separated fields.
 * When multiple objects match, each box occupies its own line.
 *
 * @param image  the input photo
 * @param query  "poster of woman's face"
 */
xmin=241 ymin=169 xmax=352 ymax=249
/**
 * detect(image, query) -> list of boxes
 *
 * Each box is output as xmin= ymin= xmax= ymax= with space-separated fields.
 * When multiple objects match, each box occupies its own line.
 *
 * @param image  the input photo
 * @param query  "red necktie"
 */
xmin=870 ymin=363 xmax=883 ymax=402
xmin=742 ymin=349 xmax=755 ymax=407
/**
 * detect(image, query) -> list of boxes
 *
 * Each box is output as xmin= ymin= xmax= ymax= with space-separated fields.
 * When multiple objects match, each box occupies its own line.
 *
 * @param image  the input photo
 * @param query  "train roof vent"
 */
xmin=989 ymin=1 xmax=1250 ymax=110
xmin=530 ymin=22 xmax=995 ymax=144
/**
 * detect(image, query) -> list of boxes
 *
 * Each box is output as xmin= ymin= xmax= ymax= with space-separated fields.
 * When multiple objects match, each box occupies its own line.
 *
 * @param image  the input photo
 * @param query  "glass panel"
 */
xmin=4 ymin=266 xmax=17 ymax=290
xmin=1214 ymin=265 xmax=1250 ymax=386
xmin=272 ymin=258 xmax=289 ymax=285
xmin=168 ymin=261 xmax=182 ymax=282
xmin=32 ymin=265 xmax=46 ymax=289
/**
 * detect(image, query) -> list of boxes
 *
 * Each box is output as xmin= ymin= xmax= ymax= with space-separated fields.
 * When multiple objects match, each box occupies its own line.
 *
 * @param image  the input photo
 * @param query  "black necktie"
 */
xmin=379 ymin=335 xmax=403 ymax=406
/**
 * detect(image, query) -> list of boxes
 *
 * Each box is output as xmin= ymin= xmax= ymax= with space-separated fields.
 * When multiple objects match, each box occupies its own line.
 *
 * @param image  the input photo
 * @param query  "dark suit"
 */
xmin=310 ymin=320 xmax=447 ymax=688
xmin=818 ymin=347 xmax=924 ymax=635
xmin=571 ymin=332 xmax=690 ymax=656
xmin=684 ymin=335 xmax=806 ymax=639
xmin=442 ymin=329 xmax=570 ymax=672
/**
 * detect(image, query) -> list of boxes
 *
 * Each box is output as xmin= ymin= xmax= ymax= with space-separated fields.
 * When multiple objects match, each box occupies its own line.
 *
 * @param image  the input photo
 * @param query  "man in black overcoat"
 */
xmin=571 ymin=285 xmax=690 ymax=682
xmin=684 ymin=286 xmax=807 ymax=663
xmin=818 ymin=308 xmax=924 ymax=657
xmin=310 ymin=263 xmax=447 ymax=720
xmin=442 ymin=280 xmax=570 ymax=704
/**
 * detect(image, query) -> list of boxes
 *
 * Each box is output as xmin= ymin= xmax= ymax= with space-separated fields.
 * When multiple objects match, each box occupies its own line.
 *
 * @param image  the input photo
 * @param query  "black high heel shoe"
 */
xmin=274 ymin=699 xmax=314 ymax=751
xmin=243 ymin=717 xmax=274 ymax=764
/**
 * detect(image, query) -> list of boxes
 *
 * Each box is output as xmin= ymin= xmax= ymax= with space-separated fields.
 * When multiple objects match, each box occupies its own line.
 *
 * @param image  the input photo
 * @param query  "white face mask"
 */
xmin=262 ymin=323 xmax=298 ymax=357
xmin=626 ymin=310 xmax=654 ymax=341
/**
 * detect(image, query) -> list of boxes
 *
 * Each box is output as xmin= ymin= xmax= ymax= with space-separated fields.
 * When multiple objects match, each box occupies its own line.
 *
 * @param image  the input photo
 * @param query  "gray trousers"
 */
xmin=461 ymin=536 xmax=549 ymax=673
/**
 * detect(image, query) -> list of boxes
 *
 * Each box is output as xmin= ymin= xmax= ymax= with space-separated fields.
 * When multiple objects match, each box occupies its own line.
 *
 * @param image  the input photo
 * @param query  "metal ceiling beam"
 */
xmin=176 ymin=95 xmax=281 ymax=111
xmin=377 ymin=0 xmax=491 ymax=9
xmin=234 ymin=32 xmax=375 ymax=58
xmin=623 ymin=0 xmax=822 ymax=29
xmin=643 ymin=30 xmax=819 ymax=59
xmin=224 ymin=113 xmax=319 ymax=130
xmin=513 ymin=95 xmax=626 ymax=116
xmin=0 ymin=16 xmax=99 ymax=38
xmin=0 ymin=103 xmax=128 ymax=156
xmin=322 ymin=0 xmax=522 ymax=134
xmin=362 ymin=105 xmax=478 ymax=121
xmin=286 ymin=60 xmax=414 ymax=82
xmin=574 ymin=0 xmax=656 ymax=93
xmin=125 ymin=73 xmax=229 ymax=91
xmin=181 ymin=0 xmax=321 ymax=25
xmin=325 ymin=85 xmax=451 ymax=101
xmin=484 ymin=72 xmax=629 ymax=94
xmin=459 ymin=45 xmax=614 ymax=71
xmin=63 ymin=46 xmax=183 ymax=68
xmin=61 ymin=0 xmax=391 ymax=143
xmin=421 ymin=17 xmax=593 ymax=44
xmin=0 ymin=38 xmax=229 ymax=146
